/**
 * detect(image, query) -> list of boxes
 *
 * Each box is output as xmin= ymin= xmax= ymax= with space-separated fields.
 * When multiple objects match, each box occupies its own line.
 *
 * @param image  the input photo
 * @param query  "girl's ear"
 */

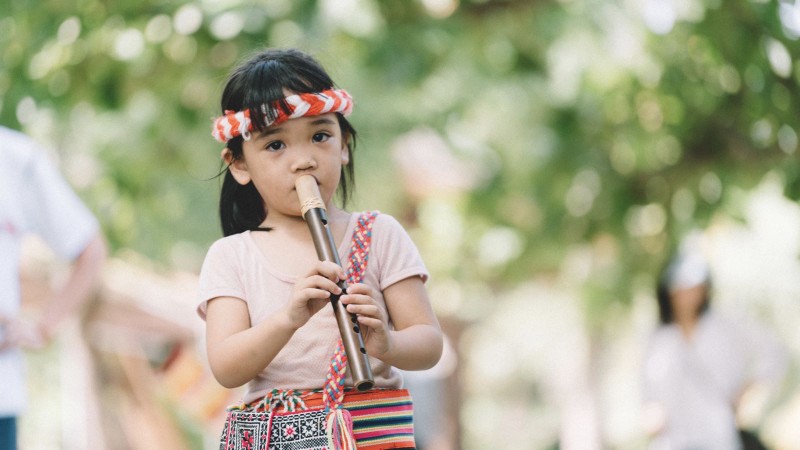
xmin=221 ymin=148 xmax=251 ymax=185
xmin=340 ymin=135 xmax=350 ymax=166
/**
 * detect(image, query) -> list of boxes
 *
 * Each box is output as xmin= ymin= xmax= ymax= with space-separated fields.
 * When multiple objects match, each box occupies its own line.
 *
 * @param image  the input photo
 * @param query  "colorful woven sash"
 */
xmin=323 ymin=211 xmax=378 ymax=412
xmin=322 ymin=211 xmax=378 ymax=449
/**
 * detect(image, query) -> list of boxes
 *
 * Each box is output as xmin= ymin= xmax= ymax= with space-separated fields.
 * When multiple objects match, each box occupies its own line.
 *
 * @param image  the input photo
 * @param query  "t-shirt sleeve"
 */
xmin=20 ymin=152 xmax=99 ymax=260
xmin=372 ymin=214 xmax=429 ymax=290
xmin=196 ymin=238 xmax=247 ymax=320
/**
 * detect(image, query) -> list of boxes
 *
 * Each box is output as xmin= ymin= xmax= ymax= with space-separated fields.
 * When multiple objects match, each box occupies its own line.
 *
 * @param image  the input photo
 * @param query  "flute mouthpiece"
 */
xmin=295 ymin=175 xmax=326 ymax=215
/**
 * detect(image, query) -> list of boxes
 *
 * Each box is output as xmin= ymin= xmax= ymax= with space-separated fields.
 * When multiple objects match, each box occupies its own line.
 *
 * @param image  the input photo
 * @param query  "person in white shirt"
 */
xmin=0 ymin=126 xmax=106 ymax=450
xmin=641 ymin=244 xmax=788 ymax=450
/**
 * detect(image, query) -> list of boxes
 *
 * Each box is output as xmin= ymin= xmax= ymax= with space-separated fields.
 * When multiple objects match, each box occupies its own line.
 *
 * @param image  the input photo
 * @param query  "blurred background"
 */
xmin=3 ymin=0 xmax=800 ymax=448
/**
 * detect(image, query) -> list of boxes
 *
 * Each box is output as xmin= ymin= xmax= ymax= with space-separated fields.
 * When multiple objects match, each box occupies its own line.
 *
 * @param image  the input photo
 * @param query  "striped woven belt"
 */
xmin=235 ymin=388 xmax=415 ymax=449
xmin=307 ymin=389 xmax=415 ymax=449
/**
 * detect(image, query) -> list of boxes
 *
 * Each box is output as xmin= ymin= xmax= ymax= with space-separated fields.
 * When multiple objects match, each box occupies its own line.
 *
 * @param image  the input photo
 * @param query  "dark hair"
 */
xmin=655 ymin=256 xmax=711 ymax=324
xmin=217 ymin=48 xmax=357 ymax=236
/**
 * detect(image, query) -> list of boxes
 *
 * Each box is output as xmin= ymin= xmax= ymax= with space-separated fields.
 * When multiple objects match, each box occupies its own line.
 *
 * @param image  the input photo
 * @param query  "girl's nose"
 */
xmin=292 ymin=157 xmax=317 ymax=172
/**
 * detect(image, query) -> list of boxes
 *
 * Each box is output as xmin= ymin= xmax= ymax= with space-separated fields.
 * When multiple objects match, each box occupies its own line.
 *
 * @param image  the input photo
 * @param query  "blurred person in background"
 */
xmin=640 ymin=236 xmax=788 ymax=450
xmin=0 ymin=125 xmax=107 ymax=450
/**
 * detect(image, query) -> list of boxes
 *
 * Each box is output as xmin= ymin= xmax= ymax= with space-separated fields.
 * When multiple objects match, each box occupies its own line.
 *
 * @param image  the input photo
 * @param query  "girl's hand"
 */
xmin=286 ymin=261 xmax=346 ymax=330
xmin=340 ymin=283 xmax=391 ymax=358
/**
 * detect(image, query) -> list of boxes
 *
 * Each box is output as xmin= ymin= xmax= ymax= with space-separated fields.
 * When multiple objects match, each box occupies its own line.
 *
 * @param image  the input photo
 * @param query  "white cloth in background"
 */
xmin=0 ymin=126 xmax=99 ymax=417
xmin=642 ymin=311 xmax=788 ymax=450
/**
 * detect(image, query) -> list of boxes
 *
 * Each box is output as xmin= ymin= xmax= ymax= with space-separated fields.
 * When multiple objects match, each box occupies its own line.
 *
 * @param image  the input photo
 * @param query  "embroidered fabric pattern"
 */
xmin=211 ymin=89 xmax=353 ymax=143
xmin=270 ymin=410 xmax=328 ymax=450
xmin=219 ymin=408 xmax=328 ymax=450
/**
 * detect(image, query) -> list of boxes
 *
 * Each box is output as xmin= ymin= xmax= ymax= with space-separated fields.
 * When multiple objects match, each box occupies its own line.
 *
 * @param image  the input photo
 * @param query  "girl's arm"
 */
xmin=205 ymin=297 xmax=296 ymax=388
xmin=345 ymin=276 xmax=442 ymax=370
xmin=205 ymin=260 xmax=345 ymax=388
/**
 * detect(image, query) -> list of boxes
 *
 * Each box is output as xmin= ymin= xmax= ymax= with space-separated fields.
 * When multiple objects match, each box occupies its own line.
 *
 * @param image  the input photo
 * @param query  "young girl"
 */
xmin=197 ymin=48 xmax=443 ymax=449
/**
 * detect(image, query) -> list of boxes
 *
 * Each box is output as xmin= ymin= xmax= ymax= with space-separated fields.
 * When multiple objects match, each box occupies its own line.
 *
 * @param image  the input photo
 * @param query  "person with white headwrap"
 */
xmin=641 ymin=237 xmax=788 ymax=450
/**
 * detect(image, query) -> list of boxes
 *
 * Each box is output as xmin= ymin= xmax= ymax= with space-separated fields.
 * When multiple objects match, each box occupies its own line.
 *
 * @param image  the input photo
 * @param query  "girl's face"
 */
xmin=669 ymin=284 xmax=706 ymax=320
xmin=227 ymin=112 xmax=349 ymax=222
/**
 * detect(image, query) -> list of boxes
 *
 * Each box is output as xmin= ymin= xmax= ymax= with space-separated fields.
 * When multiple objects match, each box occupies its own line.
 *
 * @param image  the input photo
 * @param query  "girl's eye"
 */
xmin=312 ymin=132 xmax=331 ymax=143
xmin=265 ymin=141 xmax=285 ymax=151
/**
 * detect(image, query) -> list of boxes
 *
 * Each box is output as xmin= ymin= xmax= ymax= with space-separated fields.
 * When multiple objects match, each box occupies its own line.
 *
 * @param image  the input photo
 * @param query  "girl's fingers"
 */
xmin=341 ymin=293 xmax=372 ymax=305
xmin=289 ymin=263 xmax=347 ymax=328
xmin=305 ymin=261 xmax=346 ymax=283
xmin=344 ymin=299 xmax=387 ymax=325
xmin=297 ymin=275 xmax=342 ymax=296
xmin=345 ymin=303 xmax=380 ymax=317
xmin=356 ymin=316 xmax=387 ymax=332
xmin=341 ymin=285 xmax=378 ymax=305
xmin=296 ymin=288 xmax=332 ymax=301
xmin=340 ymin=284 xmax=384 ymax=320
xmin=343 ymin=283 xmax=374 ymax=296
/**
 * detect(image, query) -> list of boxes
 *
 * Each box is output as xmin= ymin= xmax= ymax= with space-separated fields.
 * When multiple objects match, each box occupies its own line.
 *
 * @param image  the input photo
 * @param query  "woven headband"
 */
xmin=211 ymin=88 xmax=353 ymax=143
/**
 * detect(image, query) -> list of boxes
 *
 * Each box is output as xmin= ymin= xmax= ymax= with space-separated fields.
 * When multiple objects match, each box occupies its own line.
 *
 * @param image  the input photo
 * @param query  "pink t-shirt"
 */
xmin=197 ymin=212 xmax=429 ymax=403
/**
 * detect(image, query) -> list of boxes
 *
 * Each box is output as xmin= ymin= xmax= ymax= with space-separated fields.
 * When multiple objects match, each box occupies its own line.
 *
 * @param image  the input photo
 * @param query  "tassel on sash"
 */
xmin=326 ymin=408 xmax=357 ymax=450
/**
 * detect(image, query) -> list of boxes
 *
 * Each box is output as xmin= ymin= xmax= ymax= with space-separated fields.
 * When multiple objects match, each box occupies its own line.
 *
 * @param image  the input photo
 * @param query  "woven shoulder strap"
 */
xmin=323 ymin=211 xmax=379 ymax=412
xmin=346 ymin=211 xmax=379 ymax=285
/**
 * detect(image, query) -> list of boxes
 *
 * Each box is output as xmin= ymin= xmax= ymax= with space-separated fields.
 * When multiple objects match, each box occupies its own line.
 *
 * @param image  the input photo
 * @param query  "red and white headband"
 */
xmin=211 ymin=88 xmax=353 ymax=143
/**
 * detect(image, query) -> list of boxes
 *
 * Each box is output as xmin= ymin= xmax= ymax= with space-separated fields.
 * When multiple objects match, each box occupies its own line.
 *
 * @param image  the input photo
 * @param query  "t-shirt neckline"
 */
xmin=243 ymin=212 xmax=358 ymax=282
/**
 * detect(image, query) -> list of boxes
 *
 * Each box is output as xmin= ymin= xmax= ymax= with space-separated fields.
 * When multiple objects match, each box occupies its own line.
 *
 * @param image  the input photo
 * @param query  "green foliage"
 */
xmin=2 ymin=0 xmax=798 ymax=312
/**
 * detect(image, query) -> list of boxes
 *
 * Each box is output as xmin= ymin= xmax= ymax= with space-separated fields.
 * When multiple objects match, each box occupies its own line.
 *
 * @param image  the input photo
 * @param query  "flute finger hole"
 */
xmin=352 ymin=326 xmax=360 ymax=333
xmin=360 ymin=347 xmax=367 ymax=354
